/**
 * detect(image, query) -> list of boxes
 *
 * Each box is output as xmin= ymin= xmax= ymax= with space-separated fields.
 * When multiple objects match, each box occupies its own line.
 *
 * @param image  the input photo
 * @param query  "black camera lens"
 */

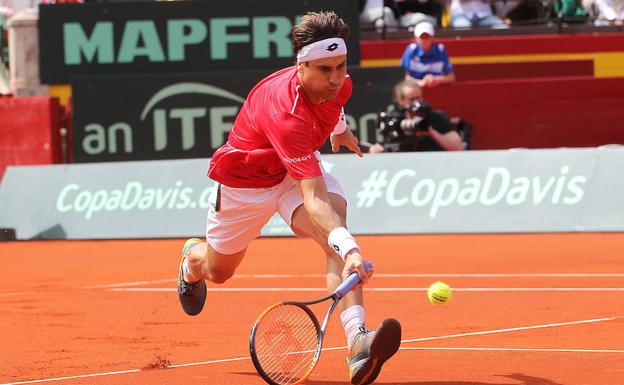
xmin=407 ymin=100 xmax=430 ymax=114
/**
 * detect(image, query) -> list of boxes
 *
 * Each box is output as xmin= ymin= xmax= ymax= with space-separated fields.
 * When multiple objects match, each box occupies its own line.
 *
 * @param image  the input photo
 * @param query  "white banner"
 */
xmin=0 ymin=146 xmax=622 ymax=239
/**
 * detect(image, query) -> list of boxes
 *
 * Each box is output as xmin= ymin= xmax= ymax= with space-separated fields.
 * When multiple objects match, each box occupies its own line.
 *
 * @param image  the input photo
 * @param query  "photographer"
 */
xmin=368 ymin=78 xmax=466 ymax=153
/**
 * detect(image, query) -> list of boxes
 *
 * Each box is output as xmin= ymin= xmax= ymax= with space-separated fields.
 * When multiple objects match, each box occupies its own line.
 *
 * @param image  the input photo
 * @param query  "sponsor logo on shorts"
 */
xmin=282 ymin=154 xmax=313 ymax=163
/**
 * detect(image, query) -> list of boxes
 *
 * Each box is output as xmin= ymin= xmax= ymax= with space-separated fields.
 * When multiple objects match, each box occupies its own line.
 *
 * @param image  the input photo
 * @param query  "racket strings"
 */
xmin=258 ymin=310 xmax=316 ymax=379
xmin=254 ymin=304 xmax=320 ymax=384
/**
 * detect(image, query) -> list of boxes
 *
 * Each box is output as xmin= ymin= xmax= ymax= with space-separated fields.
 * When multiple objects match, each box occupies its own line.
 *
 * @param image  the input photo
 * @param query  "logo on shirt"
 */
xmin=326 ymin=43 xmax=339 ymax=52
xmin=282 ymin=154 xmax=313 ymax=163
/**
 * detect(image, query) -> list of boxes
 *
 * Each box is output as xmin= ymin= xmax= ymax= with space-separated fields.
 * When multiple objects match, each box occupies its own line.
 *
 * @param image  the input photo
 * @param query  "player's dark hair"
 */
xmin=291 ymin=11 xmax=351 ymax=55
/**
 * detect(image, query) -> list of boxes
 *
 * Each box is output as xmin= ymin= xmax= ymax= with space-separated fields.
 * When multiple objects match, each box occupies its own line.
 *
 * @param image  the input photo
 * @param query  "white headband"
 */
xmin=296 ymin=37 xmax=347 ymax=63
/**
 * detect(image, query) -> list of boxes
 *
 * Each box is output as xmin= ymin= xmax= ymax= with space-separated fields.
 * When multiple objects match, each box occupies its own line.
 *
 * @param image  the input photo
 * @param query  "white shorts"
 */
xmin=205 ymin=171 xmax=346 ymax=254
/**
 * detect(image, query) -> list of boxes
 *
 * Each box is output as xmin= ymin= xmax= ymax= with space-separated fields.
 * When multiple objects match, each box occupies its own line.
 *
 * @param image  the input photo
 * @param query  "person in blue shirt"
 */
xmin=400 ymin=21 xmax=455 ymax=88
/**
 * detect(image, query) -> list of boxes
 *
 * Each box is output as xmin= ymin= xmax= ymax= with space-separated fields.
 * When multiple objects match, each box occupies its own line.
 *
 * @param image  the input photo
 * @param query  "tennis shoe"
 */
xmin=347 ymin=318 xmax=401 ymax=385
xmin=177 ymin=238 xmax=206 ymax=316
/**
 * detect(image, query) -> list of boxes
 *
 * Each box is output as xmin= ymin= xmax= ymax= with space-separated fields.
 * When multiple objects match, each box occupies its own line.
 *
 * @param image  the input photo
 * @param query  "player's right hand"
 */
xmin=343 ymin=251 xmax=373 ymax=284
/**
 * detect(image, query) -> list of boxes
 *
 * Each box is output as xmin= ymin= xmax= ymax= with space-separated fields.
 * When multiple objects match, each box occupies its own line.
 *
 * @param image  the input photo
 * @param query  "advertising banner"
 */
xmin=1 ymin=147 xmax=623 ymax=240
xmin=71 ymin=66 xmax=404 ymax=162
xmin=39 ymin=0 xmax=360 ymax=84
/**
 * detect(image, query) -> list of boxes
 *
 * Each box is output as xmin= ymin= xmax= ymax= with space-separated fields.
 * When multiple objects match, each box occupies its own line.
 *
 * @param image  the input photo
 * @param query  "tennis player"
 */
xmin=177 ymin=11 xmax=401 ymax=385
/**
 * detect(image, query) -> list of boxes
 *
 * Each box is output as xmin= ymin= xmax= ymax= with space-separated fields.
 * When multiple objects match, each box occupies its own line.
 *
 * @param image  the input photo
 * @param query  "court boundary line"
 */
xmin=401 ymin=316 xmax=619 ymax=343
xmin=401 ymin=347 xmax=624 ymax=353
xmin=83 ymin=273 xmax=624 ymax=289
xmin=2 ymin=316 xmax=619 ymax=385
xmin=108 ymin=287 xmax=624 ymax=292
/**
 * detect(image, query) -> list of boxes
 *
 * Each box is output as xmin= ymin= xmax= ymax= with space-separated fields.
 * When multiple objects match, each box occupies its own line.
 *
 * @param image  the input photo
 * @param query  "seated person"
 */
xmin=400 ymin=21 xmax=455 ymax=88
xmin=493 ymin=0 xmax=549 ymax=24
xmin=359 ymin=0 xmax=400 ymax=31
xmin=368 ymin=78 xmax=466 ymax=152
xmin=592 ymin=0 xmax=624 ymax=24
xmin=0 ymin=5 xmax=11 ymax=71
xmin=389 ymin=0 xmax=441 ymax=28
xmin=450 ymin=0 xmax=508 ymax=27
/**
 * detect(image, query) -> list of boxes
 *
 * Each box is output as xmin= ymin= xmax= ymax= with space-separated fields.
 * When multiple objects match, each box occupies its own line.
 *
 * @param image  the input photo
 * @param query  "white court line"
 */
xmin=112 ymin=287 xmax=326 ymax=292
xmin=1 ymin=369 xmax=141 ymax=385
xmin=378 ymin=288 xmax=624 ymax=292
xmin=235 ymin=273 xmax=624 ymax=278
xmin=401 ymin=347 xmax=624 ymax=353
xmin=108 ymin=287 xmax=624 ymax=293
xmin=85 ymin=279 xmax=176 ymax=289
xmin=167 ymin=356 xmax=249 ymax=369
xmin=1 ymin=316 xmax=619 ymax=385
xmin=401 ymin=316 xmax=619 ymax=344
xmin=83 ymin=273 xmax=624 ymax=289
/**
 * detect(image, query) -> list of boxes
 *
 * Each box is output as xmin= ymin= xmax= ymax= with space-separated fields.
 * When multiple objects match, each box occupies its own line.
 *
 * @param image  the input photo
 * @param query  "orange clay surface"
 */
xmin=1 ymin=233 xmax=624 ymax=385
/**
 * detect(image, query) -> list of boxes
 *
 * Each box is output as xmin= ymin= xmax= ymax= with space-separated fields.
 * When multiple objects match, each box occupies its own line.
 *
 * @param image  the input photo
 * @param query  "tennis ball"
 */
xmin=427 ymin=281 xmax=452 ymax=305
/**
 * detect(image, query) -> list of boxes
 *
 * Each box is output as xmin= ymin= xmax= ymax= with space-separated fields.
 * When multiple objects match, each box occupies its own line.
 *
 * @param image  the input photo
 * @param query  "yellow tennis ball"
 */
xmin=427 ymin=281 xmax=452 ymax=305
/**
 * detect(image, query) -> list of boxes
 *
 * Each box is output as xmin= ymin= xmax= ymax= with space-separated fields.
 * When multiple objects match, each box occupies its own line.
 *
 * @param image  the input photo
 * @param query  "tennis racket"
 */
xmin=249 ymin=261 xmax=373 ymax=385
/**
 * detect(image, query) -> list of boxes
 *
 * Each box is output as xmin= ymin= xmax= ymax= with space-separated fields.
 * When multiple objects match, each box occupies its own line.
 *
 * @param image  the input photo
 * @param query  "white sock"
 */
xmin=340 ymin=305 xmax=365 ymax=348
xmin=182 ymin=257 xmax=199 ymax=282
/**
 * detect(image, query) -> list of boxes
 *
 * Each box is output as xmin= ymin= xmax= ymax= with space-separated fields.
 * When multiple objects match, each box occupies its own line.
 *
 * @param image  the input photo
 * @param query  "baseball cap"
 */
xmin=414 ymin=22 xmax=435 ymax=37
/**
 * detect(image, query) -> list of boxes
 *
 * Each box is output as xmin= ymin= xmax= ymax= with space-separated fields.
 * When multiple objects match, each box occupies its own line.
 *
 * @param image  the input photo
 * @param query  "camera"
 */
xmin=377 ymin=100 xmax=432 ymax=151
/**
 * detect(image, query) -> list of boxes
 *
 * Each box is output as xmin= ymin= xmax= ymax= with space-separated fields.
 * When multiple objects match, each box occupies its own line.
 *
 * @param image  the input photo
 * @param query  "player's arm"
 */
xmin=329 ymin=103 xmax=362 ymax=157
xmin=296 ymin=176 xmax=370 ymax=283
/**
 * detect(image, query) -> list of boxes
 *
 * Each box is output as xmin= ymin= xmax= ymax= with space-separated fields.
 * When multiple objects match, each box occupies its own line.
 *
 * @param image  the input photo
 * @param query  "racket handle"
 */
xmin=335 ymin=261 xmax=373 ymax=298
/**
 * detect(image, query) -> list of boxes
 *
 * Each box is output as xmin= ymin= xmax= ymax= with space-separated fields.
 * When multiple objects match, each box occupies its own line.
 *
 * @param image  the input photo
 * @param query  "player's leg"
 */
xmin=177 ymin=239 xmax=246 ymax=316
xmin=184 ymin=242 xmax=246 ymax=284
xmin=178 ymin=183 xmax=278 ymax=316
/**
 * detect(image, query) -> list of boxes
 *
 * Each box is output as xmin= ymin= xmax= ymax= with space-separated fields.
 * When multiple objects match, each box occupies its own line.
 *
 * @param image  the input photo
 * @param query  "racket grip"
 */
xmin=335 ymin=261 xmax=373 ymax=298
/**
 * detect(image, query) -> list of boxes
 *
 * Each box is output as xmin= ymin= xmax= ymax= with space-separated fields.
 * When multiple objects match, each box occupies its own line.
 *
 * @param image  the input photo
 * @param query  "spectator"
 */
xmin=492 ymin=0 xmax=549 ymax=24
xmin=390 ymin=0 xmax=441 ymax=28
xmin=0 ymin=5 xmax=14 ymax=19
xmin=592 ymin=0 xmax=624 ymax=24
xmin=553 ymin=0 xmax=589 ymax=22
xmin=368 ymin=78 xmax=466 ymax=152
xmin=1 ymin=0 xmax=36 ymax=14
xmin=450 ymin=0 xmax=508 ymax=27
xmin=400 ymin=21 xmax=455 ymax=88
xmin=359 ymin=0 xmax=399 ymax=32
xmin=0 ymin=2 xmax=13 ymax=72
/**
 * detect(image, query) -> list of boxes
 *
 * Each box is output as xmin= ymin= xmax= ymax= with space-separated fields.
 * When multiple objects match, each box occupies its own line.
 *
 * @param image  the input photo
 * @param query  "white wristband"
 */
xmin=328 ymin=227 xmax=360 ymax=261
xmin=333 ymin=108 xmax=348 ymax=135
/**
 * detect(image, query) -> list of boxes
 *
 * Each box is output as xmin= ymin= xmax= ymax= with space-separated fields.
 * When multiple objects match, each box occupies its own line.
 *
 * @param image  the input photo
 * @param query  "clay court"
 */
xmin=2 ymin=233 xmax=624 ymax=385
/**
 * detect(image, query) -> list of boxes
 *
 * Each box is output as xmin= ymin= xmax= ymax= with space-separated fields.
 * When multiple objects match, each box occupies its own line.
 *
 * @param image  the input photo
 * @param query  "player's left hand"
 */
xmin=330 ymin=129 xmax=363 ymax=157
